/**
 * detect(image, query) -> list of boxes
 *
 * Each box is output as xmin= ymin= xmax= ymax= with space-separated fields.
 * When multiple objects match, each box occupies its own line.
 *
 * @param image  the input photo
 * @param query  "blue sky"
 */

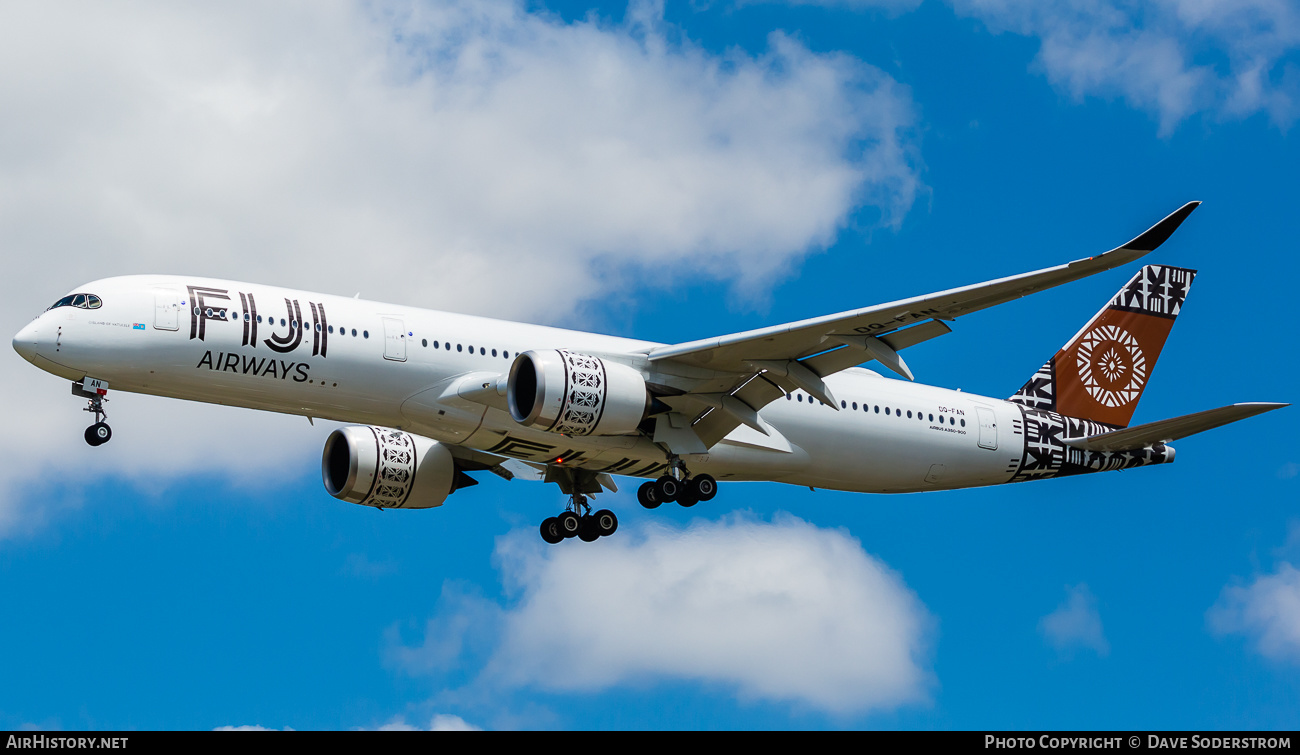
xmin=1 ymin=0 xmax=1297 ymax=731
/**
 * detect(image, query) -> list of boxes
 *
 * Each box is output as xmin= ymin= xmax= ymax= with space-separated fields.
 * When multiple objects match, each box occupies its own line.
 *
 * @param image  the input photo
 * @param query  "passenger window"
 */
xmin=841 ymin=401 xmax=847 ymax=409
xmin=351 ymin=329 xmax=357 ymax=336
xmin=422 ymin=339 xmax=428 ymax=347
xmin=457 ymin=344 xmax=463 ymax=352
xmin=363 ymin=331 xmax=369 ymax=339
xmin=907 ymin=410 xmax=912 ymax=418
xmin=885 ymin=407 xmax=890 ymax=415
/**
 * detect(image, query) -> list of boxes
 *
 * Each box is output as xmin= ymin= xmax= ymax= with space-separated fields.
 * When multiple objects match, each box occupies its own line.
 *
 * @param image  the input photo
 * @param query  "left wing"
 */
xmin=644 ymin=202 xmax=1200 ymax=448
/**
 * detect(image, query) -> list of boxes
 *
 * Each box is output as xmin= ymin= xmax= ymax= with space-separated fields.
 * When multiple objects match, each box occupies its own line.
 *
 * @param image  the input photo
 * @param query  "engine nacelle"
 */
xmin=322 ymin=426 xmax=455 ymax=509
xmin=507 ymin=349 xmax=649 ymax=436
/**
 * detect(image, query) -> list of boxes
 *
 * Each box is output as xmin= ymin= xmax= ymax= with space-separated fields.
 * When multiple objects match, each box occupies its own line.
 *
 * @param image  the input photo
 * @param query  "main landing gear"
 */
xmin=534 ymin=460 xmax=719 ymax=544
xmin=540 ymin=493 xmax=618 ymax=545
xmin=636 ymin=457 xmax=717 ymax=509
xmin=74 ymin=380 xmax=112 ymax=447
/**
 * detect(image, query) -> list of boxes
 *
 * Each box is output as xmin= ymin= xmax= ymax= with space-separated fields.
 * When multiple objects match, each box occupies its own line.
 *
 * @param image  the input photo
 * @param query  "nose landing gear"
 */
xmin=84 ymin=422 xmax=112 ymax=446
xmin=73 ymin=380 xmax=112 ymax=447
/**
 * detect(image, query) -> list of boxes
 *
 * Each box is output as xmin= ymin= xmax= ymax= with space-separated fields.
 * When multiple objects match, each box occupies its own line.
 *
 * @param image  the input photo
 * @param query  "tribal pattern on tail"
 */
xmin=1008 ymin=264 xmax=1196 ymax=428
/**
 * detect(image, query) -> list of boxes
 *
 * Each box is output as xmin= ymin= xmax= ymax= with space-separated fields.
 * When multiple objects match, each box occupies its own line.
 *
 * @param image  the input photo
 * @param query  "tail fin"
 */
xmin=1009 ymin=264 xmax=1196 ymax=428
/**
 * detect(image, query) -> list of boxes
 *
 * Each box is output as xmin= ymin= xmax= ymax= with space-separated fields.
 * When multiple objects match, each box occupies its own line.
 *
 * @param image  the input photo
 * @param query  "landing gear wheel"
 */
xmin=540 ymin=517 xmax=563 ymax=544
xmin=594 ymin=509 xmax=618 ymax=537
xmin=676 ymin=489 xmax=699 ymax=508
xmin=84 ymin=422 xmax=111 ymax=447
xmin=578 ymin=515 xmax=600 ymax=542
xmin=655 ymin=475 xmax=681 ymax=503
xmin=637 ymin=481 xmax=662 ymax=509
xmin=557 ymin=511 xmax=581 ymax=539
xmin=688 ymin=474 xmax=717 ymax=501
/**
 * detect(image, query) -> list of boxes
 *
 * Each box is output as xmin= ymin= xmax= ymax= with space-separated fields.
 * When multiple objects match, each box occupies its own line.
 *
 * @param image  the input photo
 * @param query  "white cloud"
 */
xmin=394 ymin=515 xmax=934 ymax=715
xmin=213 ymin=725 xmax=294 ymax=731
xmin=1039 ymin=583 xmax=1110 ymax=657
xmin=736 ymin=0 xmax=923 ymax=13
xmin=378 ymin=714 xmax=482 ymax=731
xmin=0 ymin=0 xmax=920 ymax=535
xmin=948 ymin=0 xmax=1300 ymax=133
xmin=1208 ymin=562 xmax=1300 ymax=663
xmin=773 ymin=0 xmax=1300 ymax=132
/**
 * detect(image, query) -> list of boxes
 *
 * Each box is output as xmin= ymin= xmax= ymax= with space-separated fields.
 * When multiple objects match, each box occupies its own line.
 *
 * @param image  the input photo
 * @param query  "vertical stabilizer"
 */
xmin=1009 ymin=265 xmax=1196 ymax=428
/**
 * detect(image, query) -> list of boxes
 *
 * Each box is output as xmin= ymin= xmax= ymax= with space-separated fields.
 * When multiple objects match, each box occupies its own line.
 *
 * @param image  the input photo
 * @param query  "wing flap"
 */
xmin=1062 ymin=402 xmax=1287 ymax=453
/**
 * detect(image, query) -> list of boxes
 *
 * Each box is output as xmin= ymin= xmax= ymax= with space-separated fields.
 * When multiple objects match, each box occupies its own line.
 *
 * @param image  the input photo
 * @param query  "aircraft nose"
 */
xmin=12 ymin=320 xmax=39 ymax=364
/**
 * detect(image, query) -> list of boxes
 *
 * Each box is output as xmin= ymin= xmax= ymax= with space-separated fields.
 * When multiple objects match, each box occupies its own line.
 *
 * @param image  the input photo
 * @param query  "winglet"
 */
xmin=1123 ymin=201 xmax=1200 ymax=252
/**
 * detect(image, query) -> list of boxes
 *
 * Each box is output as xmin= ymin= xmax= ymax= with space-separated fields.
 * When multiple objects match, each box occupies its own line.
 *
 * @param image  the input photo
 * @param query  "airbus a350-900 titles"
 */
xmin=12 ymin=202 xmax=1286 ymax=543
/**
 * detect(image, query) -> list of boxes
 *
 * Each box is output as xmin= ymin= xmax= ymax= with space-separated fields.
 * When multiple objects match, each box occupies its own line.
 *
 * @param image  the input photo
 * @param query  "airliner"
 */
xmin=11 ymin=202 xmax=1286 ymax=543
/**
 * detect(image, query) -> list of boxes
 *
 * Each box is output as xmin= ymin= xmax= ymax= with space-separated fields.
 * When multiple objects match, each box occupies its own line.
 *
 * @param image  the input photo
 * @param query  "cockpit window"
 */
xmin=47 ymin=293 xmax=103 ymax=311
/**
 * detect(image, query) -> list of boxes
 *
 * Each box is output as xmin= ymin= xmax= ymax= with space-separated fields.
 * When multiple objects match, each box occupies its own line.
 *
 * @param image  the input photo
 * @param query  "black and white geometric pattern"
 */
xmin=370 ymin=429 xmax=417 ymax=508
xmin=1009 ymin=406 xmax=1172 ymax=483
xmin=551 ymin=350 xmax=609 ymax=436
xmin=1111 ymin=265 xmax=1196 ymax=318
xmin=1009 ymin=359 xmax=1055 ymax=412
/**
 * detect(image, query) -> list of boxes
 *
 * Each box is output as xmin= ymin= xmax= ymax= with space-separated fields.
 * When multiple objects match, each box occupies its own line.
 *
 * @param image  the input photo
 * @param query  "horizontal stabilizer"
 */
xmin=1062 ymin=402 xmax=1288 ymax=453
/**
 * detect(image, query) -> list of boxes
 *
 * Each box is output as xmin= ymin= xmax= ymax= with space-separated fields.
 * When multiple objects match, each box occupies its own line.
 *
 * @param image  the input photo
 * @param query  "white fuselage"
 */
xmin=14 ymin=275 xmax=1036 ymax=494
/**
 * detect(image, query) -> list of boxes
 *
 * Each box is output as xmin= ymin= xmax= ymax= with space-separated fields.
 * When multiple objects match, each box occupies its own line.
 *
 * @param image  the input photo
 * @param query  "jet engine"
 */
xmin=507 ymin=349 xmax=650 ymax=436
xmin=322 ymin=426 xmax=455 ymax=509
